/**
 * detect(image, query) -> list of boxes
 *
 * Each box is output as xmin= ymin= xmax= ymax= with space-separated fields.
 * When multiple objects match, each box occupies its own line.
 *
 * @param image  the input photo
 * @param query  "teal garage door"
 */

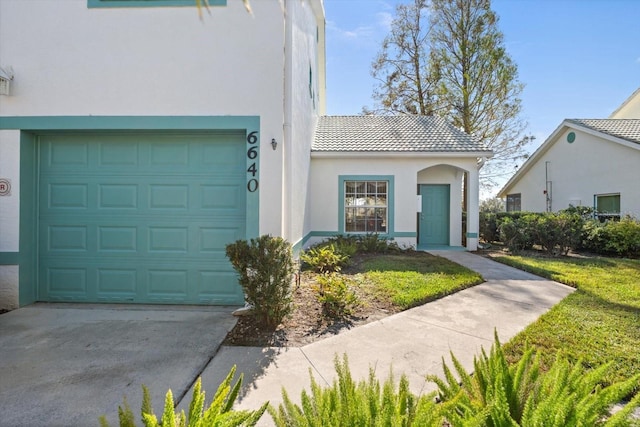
xmin=38 ymin=132 xmax=246 ymax=305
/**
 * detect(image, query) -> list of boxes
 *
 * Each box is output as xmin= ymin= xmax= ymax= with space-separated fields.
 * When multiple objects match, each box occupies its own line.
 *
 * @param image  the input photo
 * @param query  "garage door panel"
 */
xmin=99 ymin=141 xmax=139 ymax=166
xmin=199 ymin=271 xmax=244 ymax=300
xmin=200 ymin=184 xmax=244 ymax=211
xmin=149 ymin=184 xmax=189 ymax=210
xmin=99 ymin=184 xmax=139 ymax=209
xmin=38 ymin=132 xmax=248 ymax=305
xmin=48 ymin=140 xmax=89 ymax=167
xmin=48 ymin=225 xmax=89 ymax=251
xmin=148 ymin=227 xmax=189 ymax=253
xmin=47 ymin=183 xmax=89 ymax=209
xmin=202 ymin=142 xmax=245 ymax=169
xmin=98 ymin=226 xmax=138 ymax=252
xmin=47 ymin=267 xmax=88 ymax=295
xmin=97 ymin=269 xmax=138 ymax=294
xmin=200 ymin=227 xmax=243 ymax=252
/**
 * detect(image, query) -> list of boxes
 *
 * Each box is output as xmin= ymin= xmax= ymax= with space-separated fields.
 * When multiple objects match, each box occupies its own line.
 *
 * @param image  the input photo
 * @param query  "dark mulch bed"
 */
xmin=222 ymin=266 xmax=400 ymax=347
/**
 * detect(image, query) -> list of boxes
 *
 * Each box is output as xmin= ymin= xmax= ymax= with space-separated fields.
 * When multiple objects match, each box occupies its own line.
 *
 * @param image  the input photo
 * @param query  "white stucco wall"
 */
xmin=286 ymin=0 xmax=322 ymax=250
xmin=0 ymin=130 xmax=20 ymax=253
xmin=0 ymin=130 xmax=20 ymax=309
xmin=0 ymin=0 xmax=325 ymax=306
xmin=505 ymin=129 xmax=640 ymax=216
xmin=309 ymin=155 xmax=479 ymax=249
xmin=0 ymin=0 xmax=289 ymax=236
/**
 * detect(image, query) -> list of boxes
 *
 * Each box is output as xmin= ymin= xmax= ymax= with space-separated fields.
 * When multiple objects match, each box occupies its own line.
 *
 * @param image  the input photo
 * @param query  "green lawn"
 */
xmin=351 ymin=252 xmax=484 ymax=310
xmin=494 ymin=255 xmax=640 ymax=386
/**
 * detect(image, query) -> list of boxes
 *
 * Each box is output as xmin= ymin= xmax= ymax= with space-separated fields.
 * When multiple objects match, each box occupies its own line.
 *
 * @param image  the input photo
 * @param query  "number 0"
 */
xmin=247 ymin=179 xmax=258 ymax=192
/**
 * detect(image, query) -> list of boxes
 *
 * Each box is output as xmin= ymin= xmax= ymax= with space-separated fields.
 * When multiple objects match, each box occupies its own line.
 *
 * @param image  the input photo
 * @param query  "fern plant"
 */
xmin=99 ymin=366 xmax=268 ymax=427
xmin=429 ymin=331 xmax=640 ymax=426
xmin=268 ymin=354 xmax=444 ymax=427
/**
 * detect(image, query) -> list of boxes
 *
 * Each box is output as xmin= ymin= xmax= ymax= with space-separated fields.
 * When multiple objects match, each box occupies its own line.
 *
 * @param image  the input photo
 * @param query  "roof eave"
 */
xmin=311 ymin=150 xmax=493 ymax=159
xmin=497 ymin=119 xmax=640 ymax=198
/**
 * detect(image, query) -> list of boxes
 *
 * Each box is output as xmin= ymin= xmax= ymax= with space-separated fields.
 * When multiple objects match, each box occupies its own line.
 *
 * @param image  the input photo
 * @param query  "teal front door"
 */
xmin=37 ymin=132 xmax=247 ymax=305
xmin=419 ymin=184 xmax=450 ymax=246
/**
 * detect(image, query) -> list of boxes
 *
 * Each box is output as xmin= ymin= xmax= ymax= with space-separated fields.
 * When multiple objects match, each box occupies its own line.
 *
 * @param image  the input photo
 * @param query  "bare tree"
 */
xmin=368 ymin=0 xmax=532 ymax=189
xmin=367 ymin=0 xmax=440 ymax=115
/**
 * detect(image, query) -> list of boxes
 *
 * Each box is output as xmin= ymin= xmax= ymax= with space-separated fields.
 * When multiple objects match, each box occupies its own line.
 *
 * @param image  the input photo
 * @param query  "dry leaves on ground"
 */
xmin=222 ymin=270 xmax=400 ymax=347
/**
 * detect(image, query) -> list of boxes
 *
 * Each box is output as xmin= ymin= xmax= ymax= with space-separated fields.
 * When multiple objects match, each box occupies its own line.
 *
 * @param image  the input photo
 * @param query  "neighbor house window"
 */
xmin=88 ymin=0 xmax=226 ymax=8
xmin=343 ymin=180 xmax=389 ymax=233
xmin=506 ymin=193 xmax=521 ymax=212
xmin=595 ymin=193 xmax=620 ymax=221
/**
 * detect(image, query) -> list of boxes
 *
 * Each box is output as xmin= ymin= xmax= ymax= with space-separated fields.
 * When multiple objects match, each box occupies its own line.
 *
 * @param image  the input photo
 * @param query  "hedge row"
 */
xmin=480 ymin=208 xmax=640 ymax=258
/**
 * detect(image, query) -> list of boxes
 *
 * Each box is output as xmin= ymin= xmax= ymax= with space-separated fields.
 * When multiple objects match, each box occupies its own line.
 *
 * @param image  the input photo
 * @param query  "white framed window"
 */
xmin=341 ymin=178 xmax=391 ymax=234
xmin=506 ymin=193 xmax=521 ymax=212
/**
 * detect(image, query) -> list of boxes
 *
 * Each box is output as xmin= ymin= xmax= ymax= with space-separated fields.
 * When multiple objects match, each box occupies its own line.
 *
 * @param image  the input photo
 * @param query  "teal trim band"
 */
xmin=466 ymin=232 xmax=478 ymax=238
xmin=88 ymin=0 xmax=225 ymax=8
xmin=0 ymin=253 xmax=19 ymax=265
xmin=393 ymin=232 xmax=417 ymax=238
xmin=338 ymin=175 xmax=395 ymax=235
xmin=0 ymin=116 xmax=256 ymax=131
xmin=300 ymin=230 xmax=415 ymax=247
xmin=20 ymin=132 xmax=38 ymax=306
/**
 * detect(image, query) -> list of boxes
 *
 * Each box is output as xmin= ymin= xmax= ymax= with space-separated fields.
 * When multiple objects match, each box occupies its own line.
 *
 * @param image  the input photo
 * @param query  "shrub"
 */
xmin=99 ymin=367 xmax=268 ymax=427
xmin=357 ymin=233 xmax=400 ymax=253
xmin=226 ymin=235 xmax=294 ymax=328
xmin=499 ymin=216 xmax=534 ymax=253
xmin=313 ymin=273 xmax=359 ymax=318
xmin=529 ymin=212 xmax=583 ymax=256
xmin=300 ymin=244 xmax=348 ymax=273
xmin=480 ymin=212 xmax=500 ymax=243
xmin=430 ymin=332 xmax=640 ymax=426
xmin=582 ymin=217 xmax=640 ymax=258
xmin=268 ymin=354 xmax=444 ymax=427
xmin=321 ymin=235 xmax=359 ymax=258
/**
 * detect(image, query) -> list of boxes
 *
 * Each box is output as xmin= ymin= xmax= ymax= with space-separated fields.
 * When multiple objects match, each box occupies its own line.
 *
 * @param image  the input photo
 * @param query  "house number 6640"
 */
xmin=246 ymin=131 xmax=259 ymax=192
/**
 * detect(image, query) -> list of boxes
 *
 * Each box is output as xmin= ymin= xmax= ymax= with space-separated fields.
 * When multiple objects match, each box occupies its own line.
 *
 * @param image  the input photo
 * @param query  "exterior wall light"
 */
xmin=271 ymin=138 xmax=277 ymax=150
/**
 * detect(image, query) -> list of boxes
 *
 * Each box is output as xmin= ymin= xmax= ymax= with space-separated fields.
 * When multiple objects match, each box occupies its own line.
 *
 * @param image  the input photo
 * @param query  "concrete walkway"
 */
xmin=187 ymin=252 xmax=574 ymax=424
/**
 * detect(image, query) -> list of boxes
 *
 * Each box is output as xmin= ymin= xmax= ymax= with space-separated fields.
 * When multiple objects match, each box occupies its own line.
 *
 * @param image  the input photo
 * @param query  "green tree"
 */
xmin=430 ymin=0 xmax=531 ymax=188
xmin=480 ymin=197 xmax=505 ymax=213
xmin=369 ymin=0 xmax=532 ymax=189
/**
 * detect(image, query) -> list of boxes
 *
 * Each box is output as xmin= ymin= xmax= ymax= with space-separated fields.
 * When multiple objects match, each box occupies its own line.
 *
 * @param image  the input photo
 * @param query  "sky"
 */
xmin=323 ymin=0 xmax=640 ymax=197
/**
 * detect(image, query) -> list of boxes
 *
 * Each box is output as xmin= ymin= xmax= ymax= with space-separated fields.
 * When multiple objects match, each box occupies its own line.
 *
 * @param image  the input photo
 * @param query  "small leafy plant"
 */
xmin=300 ymin=244 xmax=348 ymax=273
xmin=99 ymin=366 xmax=267 ymax=427
xmin=313 ymin=273 xmax=359 ymax=318
xmin=357 ymin=233 xmax=399 ymax=253
xmin=226 ymin=235 xmax=294 ymax=328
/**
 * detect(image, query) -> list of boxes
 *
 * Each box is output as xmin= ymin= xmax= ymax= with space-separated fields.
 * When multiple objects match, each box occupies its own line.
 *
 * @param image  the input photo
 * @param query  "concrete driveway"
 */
xmin=0 ymin=304 xmax=239 ymax=427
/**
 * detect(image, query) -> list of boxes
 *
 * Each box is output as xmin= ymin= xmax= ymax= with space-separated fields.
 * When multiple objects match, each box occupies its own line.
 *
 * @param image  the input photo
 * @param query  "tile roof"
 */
xmin=567 ymin=119 xmax=640 ymax=144
xmin=312 ymin=115 xmax=491 ymax=153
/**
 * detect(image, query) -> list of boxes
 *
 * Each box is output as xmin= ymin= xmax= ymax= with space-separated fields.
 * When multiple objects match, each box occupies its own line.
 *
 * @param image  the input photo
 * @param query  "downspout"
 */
xmin=283 ymin=0 xmax=294 ymax=242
